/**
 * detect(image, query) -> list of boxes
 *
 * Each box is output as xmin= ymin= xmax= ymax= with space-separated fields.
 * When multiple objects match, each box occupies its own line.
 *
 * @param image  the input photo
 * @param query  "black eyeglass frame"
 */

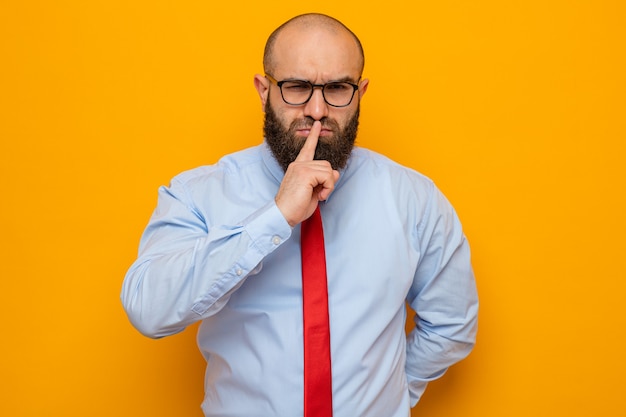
xmin=265 ymin=74 xmax=360 ymax=108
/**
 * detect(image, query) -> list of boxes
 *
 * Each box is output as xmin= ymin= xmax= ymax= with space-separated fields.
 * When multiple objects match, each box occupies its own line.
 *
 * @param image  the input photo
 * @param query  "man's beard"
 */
xmin=264 ymin=97 xmax=360 ymax=172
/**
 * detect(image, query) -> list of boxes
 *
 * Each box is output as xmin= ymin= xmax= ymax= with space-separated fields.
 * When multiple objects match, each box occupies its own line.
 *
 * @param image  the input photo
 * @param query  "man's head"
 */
xmin=254 ymin=14 xmax=369 ymax=171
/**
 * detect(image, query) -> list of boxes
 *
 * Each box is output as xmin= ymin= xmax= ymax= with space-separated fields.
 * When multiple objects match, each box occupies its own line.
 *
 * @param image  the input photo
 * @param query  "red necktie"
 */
xmin=301 ymin=206 xmax=333 ymax=417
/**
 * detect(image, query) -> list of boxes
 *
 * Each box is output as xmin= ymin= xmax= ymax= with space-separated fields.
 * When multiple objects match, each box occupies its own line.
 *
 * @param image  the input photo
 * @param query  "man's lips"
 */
xmin=297 ymin=127 xmax=333 ymax=136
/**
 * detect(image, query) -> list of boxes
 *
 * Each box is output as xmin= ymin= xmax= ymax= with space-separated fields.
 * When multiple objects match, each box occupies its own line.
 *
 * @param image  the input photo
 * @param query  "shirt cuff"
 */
xmin=244 ymin=201 xmax=292 ymax=257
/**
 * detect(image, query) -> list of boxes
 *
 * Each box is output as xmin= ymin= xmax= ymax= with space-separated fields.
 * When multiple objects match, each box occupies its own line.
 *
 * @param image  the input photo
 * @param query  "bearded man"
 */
xmin=122 ymin=13 xmax=478 ymax=417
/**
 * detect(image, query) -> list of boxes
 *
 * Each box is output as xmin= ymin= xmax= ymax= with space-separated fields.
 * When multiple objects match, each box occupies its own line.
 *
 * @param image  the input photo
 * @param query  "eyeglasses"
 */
xmin=265 ymin=74 xmax=359 ymax=108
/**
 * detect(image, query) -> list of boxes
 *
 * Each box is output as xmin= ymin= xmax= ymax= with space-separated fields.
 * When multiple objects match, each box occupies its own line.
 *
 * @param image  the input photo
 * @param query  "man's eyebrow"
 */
xmin=279 ymin=75 xmax=359 ymax=84
xmin=330 ymin=76 xmax=359 ymax=84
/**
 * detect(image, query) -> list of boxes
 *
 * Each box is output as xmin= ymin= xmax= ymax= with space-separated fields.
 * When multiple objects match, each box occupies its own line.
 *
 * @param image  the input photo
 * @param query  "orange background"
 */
xmin=1 ymin=1 xmax=625 ymax=416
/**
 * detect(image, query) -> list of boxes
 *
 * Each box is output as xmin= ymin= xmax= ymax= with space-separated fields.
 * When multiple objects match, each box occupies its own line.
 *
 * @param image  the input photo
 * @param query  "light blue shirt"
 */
xmin=121 ymin=142 xmax=478 ymax=417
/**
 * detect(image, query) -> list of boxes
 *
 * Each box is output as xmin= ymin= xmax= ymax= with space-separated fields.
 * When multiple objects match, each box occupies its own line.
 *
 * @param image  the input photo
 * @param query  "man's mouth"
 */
xmin=296 ymin=127 xmax=333 ymax=137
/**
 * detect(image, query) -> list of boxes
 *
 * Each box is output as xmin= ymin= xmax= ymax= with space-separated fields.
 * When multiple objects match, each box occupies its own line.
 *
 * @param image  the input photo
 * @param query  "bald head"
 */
xmin=263 ymin=13 xmax=365 ymax=77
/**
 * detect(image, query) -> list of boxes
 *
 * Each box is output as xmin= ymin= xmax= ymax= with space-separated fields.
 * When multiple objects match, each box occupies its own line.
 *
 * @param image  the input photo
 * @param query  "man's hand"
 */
xmin=275 ymin=121 xmax=340 ymax=227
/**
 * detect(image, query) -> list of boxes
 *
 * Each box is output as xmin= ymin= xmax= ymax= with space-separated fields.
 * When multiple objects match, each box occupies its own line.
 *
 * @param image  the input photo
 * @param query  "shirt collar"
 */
xmin=261 ymin=141 xmax=285 ymax=184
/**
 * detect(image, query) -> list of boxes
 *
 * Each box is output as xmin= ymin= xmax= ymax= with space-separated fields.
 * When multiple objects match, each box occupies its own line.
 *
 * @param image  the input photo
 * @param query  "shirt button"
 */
xmin=236 ymin=268 xmax=243 ymax=276
xmin=272 ymin=236 xmax=281 ymax=245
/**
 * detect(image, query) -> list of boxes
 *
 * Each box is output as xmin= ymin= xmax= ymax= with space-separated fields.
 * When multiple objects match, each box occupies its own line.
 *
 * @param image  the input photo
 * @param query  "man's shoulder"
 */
xmin=171 ymin=144 xmax=265 ymax=185
xmin=350 ymin=147 xmax=432 ymax=184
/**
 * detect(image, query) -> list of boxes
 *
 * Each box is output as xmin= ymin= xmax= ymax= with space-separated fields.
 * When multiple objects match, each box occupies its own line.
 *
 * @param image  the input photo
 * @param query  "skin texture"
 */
xmin=253 ymin=15 xmax=369 ymax=227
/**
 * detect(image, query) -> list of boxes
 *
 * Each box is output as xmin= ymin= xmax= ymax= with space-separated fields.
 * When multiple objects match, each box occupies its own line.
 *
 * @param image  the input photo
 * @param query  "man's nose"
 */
xmin=303 ymin=87 xmax=329 ymax=121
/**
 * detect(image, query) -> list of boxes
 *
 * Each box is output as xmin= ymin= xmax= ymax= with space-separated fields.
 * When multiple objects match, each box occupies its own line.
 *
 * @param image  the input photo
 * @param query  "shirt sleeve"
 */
xmin=405 ymin=183 xmax=479 ymax=406
xmin=120 ymin=177 xmax=292 ymax=338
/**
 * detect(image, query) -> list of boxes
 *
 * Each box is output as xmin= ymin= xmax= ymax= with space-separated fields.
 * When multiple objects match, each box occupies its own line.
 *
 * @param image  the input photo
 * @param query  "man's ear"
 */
xmin=254 ymin=74 xmax=270 ymax=112
xmin=358 ymin=78 xmax=369 ymax=98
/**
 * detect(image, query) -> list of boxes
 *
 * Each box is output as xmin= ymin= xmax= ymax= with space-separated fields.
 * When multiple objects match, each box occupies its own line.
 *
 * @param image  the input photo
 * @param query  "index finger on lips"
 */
xmin=295 ymin=121 xmax=321 ymax=162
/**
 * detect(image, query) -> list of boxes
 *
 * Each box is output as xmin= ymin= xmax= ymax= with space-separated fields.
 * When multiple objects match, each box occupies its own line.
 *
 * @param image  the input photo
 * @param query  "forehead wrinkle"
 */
xmin=270 ymin=31 xmax=362 ymax=83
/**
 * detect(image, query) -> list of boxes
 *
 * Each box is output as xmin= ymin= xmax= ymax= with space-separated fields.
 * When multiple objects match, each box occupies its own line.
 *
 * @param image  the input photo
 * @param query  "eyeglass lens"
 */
xmin=280 ymin=81 xmax=356 ymax=107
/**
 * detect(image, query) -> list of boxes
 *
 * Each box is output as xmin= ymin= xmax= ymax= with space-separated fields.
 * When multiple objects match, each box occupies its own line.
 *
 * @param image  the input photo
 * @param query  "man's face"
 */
xmin=263 ymin=95 xmax=360 ymax=171
xmin=255 ymin=24 xmax=369 ymax=171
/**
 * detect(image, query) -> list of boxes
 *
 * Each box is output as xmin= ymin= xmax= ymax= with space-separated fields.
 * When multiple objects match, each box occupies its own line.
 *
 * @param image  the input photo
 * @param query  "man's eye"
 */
xmin=325 ymin=83 xmax=350 ymax=92
xmin=283 ymin=83 xmax=310 ymax=91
